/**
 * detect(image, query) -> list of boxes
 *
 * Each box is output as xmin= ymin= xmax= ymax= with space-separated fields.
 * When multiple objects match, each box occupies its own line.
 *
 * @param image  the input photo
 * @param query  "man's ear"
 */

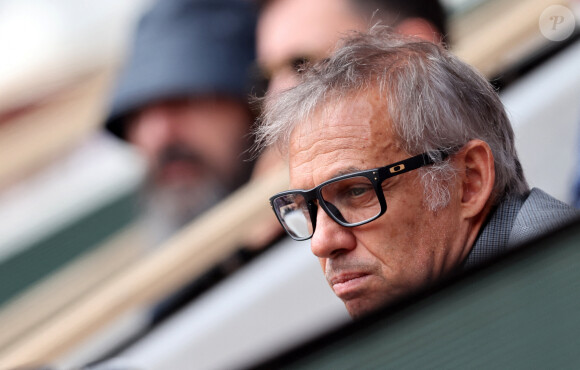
xmin=456 ymin=139 xmax=495 ymax=220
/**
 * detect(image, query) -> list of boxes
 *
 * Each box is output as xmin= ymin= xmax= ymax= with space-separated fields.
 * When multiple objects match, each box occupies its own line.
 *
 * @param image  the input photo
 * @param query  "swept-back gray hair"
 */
xmin=255 ymin=27 xmax=528 ymax=209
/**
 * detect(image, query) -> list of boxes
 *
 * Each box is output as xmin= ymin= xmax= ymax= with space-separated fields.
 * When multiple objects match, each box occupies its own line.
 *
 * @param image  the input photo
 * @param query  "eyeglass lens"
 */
xmin=274 ymin=175 xmax=382 ymax=239
xmin=272 ymin=194 xmax=313 ymax=239
xmin=320 ymin=175 xmax=381 ymax=224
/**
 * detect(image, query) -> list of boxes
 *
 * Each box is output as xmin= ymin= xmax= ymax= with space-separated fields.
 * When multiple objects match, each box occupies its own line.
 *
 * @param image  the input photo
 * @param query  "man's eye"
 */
xmin=338 ymin=184 xmax=376 ymax=208
xmin=348 ymin=187 xmax=369 ymax=197
xmin=250 ymin=63 xmax=270 ymax=98
xmin=291 ymin=57 xmax=309 ymax=74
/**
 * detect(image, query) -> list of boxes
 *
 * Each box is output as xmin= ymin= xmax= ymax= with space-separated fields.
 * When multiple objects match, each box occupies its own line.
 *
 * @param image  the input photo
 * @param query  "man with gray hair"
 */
xmin=256 ymin=29 xmax=578 ymax=319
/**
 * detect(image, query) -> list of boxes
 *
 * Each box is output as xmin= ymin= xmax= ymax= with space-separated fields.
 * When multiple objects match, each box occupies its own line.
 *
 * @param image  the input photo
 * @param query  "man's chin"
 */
xmin=344 ymin=297 xmax=385 ymax=320
xmin=142 ymin=179 xmax=228 ymax=245
xmin=343 ymin=292 xmax=402 ymax=320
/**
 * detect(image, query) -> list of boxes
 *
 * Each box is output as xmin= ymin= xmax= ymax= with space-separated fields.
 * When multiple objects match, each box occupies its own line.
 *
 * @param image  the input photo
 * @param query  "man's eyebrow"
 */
xmin=332 ymin=166 xmax=363 ymax=178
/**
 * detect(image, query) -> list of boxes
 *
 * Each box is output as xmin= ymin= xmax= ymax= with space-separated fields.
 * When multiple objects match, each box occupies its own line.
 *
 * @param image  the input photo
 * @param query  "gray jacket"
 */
xmin=463 ymin=188 xmax=579 ymax=269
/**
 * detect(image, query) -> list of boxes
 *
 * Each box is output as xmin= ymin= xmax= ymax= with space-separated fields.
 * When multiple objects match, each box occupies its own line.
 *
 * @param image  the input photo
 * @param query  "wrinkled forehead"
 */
xmin=288 ymin=90 xmax=401 ymax=170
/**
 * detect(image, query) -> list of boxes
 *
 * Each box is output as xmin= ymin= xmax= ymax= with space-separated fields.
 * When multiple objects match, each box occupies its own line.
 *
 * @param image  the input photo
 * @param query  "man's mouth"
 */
xmin=330 ymin=272 xmax=371 ymax=299
xmin=156 ymin=160 xmax=204 ymax=184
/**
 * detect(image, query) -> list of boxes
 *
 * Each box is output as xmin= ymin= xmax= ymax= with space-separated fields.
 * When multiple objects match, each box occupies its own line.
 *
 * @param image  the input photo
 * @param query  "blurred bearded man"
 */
xmin=105 ymin=0 xmax=257 ymax=245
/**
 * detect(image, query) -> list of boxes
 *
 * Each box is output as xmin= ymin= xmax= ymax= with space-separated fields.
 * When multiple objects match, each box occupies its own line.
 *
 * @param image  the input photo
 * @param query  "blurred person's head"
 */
xmin=257 ymin=0 xmax=447 ymax=95
xmin=257 ymin=29 xmax=527 ymax=318
xmin=105 ymin=0 xmax=258 ymax=243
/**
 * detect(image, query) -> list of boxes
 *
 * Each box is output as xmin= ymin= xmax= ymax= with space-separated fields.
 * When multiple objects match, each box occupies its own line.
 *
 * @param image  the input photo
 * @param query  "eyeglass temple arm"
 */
xmin=378 ymin=150 xmax=448 ymax=180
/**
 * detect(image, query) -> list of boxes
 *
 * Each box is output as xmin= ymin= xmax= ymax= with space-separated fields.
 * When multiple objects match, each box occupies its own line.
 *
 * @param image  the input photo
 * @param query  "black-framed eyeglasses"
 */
xmin=269 ymin=150 xmax=447 ymax=241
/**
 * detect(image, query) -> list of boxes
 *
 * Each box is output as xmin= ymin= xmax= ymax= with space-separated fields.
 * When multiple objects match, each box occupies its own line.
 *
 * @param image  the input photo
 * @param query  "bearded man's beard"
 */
xmin=141 ymin=173 xmax=230 ymax=246
xmin=139 ymin=144 xmax=233 ymax=247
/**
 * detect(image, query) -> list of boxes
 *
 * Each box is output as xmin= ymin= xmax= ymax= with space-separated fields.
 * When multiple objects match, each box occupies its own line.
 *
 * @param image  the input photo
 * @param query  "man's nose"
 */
xmin=143 ymin=107 xmax=179 ymax=143
xmin=128 ymin=106 xmax=180 ymax=157
xmin=310 ymin=207 xmax=356 ymax=259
